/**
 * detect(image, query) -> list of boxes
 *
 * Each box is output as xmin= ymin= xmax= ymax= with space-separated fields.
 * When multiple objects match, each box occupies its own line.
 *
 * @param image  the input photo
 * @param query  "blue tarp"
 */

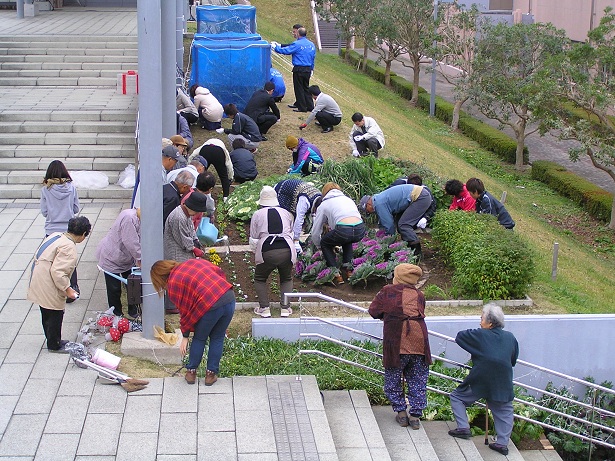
xmin=189 ymin=39 xmax=271 ymax=113
xmin=196 ymin=5 xmax=257 ymax=35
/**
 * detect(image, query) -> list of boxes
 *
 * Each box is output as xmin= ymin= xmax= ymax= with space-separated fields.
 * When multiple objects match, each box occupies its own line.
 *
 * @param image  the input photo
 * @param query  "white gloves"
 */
xmin=294 ymin=241 xmax=303 ymax=255
xmin=353 ymin=135 xmax=364 ymax=142
xmin=270 ymin=41 xmax=279 ymax=50
xmin=417 ymin=217 xmax=427 ymax=229
xmin=215 ymin=127 xmax=224 ymax=134
xmin=352 ymin=150 xmax=360 ymax=157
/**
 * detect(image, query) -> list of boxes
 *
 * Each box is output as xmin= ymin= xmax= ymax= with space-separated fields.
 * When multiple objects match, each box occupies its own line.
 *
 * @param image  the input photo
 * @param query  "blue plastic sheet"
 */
xmin=196 ymin=5 xmax=257 ymax=35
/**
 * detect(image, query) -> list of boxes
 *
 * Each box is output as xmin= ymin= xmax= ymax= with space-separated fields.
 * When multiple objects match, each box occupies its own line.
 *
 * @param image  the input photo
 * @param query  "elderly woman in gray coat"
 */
xmin=448 ymin=303 xmax=519 ymax=456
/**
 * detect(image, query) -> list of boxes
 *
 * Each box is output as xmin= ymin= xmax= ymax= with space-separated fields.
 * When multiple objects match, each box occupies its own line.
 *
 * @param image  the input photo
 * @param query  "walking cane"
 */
xmin=484 ymin=402 xmax=489 ymax=445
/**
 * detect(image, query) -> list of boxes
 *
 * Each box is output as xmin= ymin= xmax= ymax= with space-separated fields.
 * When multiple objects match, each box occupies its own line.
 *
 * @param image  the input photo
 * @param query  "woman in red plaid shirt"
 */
xmin=151 ymin=259 xmax=235 ymax=386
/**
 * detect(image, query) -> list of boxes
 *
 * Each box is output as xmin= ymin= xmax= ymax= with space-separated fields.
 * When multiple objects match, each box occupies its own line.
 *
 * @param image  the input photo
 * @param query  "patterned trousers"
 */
xmin=384 ymin=353 xmax=429 ymax=416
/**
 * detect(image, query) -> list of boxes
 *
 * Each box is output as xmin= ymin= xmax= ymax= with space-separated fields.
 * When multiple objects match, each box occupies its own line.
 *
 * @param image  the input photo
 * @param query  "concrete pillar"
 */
xmin=161 ymin=0 xmax=176 ymax=137
xmin=176 ymin=0 xmax=184 ymax=81
xmin=138 ymin=0 xmax=165 ymax=339
xmin=16 ymin=0 xmax=24 ymax=19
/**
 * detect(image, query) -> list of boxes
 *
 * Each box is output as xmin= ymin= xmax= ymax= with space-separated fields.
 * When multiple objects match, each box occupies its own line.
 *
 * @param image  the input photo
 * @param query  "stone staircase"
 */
xmin=0 ymin=35 xmax=138 ymax=200
xmin=321 ymin=389 xmax=563 ymax=461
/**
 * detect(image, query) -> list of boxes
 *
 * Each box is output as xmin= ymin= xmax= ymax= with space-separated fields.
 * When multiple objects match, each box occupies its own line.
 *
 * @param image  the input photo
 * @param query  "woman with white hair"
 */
xmin=448 ymin=303 xmax=519 ymax=456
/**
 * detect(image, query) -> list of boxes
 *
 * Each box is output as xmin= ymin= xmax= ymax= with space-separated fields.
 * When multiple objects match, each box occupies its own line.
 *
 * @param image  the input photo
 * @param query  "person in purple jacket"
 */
xmin=96 ymin=208 xmax=142 ymax=318
xmin=285 ymin=135 xmax=323 ymax=176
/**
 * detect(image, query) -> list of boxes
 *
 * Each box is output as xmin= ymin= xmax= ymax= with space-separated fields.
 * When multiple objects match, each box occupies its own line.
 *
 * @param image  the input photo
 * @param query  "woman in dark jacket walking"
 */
xmin=369 ymin=264 xmax=431 ymax=430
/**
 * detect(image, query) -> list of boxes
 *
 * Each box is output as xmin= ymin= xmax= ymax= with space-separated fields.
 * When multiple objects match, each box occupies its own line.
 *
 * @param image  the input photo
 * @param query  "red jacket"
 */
xmin=449 ymin=184 xmax=476 ymax=211
xmin=167 ymin=259 xmax=232 ymax=335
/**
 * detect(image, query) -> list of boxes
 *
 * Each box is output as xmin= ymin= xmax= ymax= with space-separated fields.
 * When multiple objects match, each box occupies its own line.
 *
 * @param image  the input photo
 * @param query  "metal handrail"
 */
xmin=287 ymin=292 xmax=615 ymax=451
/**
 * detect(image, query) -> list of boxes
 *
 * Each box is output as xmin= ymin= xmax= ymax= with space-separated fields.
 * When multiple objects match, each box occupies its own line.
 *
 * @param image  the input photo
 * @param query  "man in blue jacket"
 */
xmin=272 ymin=27 xmax=316 ymax=113
xmin=359 ymin=184 xmax=432 ymax=259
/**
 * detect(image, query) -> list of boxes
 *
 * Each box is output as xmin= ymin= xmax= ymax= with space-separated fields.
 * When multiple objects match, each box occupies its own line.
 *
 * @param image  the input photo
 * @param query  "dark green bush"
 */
xmin=431 ymin=210 xmax=535 ymax=300
xmin=531 ymin=161 xmax=613 ymax=223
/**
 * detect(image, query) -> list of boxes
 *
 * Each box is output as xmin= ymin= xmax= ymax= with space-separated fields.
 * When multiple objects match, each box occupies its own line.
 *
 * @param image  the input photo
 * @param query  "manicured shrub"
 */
xmin=531 ymin=161 xmax=613 ymax=223
xmin=431 ymin=210 xmax=535 ymax=300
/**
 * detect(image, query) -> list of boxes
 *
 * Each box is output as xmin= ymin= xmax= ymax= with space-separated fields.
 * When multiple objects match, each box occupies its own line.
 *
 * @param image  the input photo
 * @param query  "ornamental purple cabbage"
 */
xmin=375 ymin=229 xmax=387 ymax=238
xmin=295 ymin=260 xmax=305 ymax=275
xmin=389 ymin=242 xmax=405 ymax=250
xmin=316 ymin=268 xmax=332 ymax=279
xmin=353 ymin=256 xmax=368 ymax=266
xmin=311 ymin=251 xmax=322 ymax=261
xmin=375 ymin=262 xmax=388 ymax=270
xmin=362 ymin=239 xmax=378 ymax=247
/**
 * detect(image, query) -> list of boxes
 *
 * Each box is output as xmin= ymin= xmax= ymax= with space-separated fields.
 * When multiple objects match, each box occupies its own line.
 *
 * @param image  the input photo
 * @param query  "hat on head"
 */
xmin=393 ymin=264 xmax=423 ymax=285
xmin=184 ymin=191 xmax=209 ymax=212
xmin=193 ymin=155 xmax=208 ymax=169
xmin=359 ymin=195 xmax=372 ymax=213
xmin=286 ymin=135 xmax=299 ymax=149
xmin=162 ymin=145 xmax=181 ymax=161
xmin=257 ymin=185 xmax=279 ymax=207
xmin=170 ymin=135 xmax=188 ymax=147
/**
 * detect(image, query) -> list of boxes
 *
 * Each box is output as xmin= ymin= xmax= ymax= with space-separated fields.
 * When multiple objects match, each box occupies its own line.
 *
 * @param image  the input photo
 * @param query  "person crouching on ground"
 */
xmin=448 ymin=303 xmax=519 ymax=456
xmin=285 ymin=135 xmax=323 ymax=176
xmin=249 ymin=186 xmax=296 ymax=318
xmin=368 ymin=264 xmax=431 ymax=429
xmin=151 ymin=259 xmax=236 ymax=386
xmin=349 ymin=112 xmax=385 ymax=157
xmin=310 ymin=182 xmax=366 ymax=285
xmin=28 ymin=216 xmax=91 ymax=353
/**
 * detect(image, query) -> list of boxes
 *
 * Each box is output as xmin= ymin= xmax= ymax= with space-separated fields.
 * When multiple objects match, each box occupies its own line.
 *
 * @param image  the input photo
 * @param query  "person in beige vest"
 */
xmin=27 ymin=216 xmax=91 ymax=353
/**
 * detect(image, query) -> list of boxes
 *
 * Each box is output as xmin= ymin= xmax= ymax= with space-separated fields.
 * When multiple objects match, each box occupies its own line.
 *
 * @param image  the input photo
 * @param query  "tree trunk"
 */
xmin=610 ymin=200 xmax=615 ymax=230
xmin=410 ymin=56 xmax=421 ymax=106
xmin=452 ymin=98 xmax=468 ymax=130
xmin=515 ymin=117 xmax=527 ymax=171
xmin=362 ymin=43 xmax=368 ymax=72
xmin=345 ymin=36 xmax=353 ymax=62
xmin=385 ymin=61 xmax=391 ymax=86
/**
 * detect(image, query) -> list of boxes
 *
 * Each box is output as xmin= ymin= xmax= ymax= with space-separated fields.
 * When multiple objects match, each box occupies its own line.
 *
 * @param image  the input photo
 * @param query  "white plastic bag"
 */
xmin=70 ymin=171 xmax=109 ymax=189
xmin=116 ymin=164 xmax=136 ymax=189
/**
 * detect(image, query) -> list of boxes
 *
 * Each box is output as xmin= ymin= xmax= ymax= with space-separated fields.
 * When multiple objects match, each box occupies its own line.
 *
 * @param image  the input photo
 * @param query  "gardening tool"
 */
xmin=485 ymin=402 xmax=489 ymax=445
xmin=73 ymin=357 xmax=149 ymax=393
xmin=97 ymin=265 xmax=143 ymax=313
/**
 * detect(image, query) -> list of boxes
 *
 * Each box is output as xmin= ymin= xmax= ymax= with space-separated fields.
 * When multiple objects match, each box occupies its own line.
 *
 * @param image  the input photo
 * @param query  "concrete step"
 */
xmin=0 ymin=35 xmax=137 ymax=43
xmin=0 ymin=169 xmax=123 ymax=184
xmin=322 ymin=390 xmax=391 ymax=461
xmin=471 ymin=433 xmax=525 ymax=461
xmin=0 ymin=47 xmax=138 ymax=56
xmin=0 ymin=157 xmax=133 ymax=172
xmin=0 ymin=54 xmax=137 ymax=63
xmin=0 ymin=69 xmax=132 ymax=78
xmin=0 ymin=132 xmax=134 ymax=145
xmin=372 ymin=406 xmax=438 ymax=461
xmin=0 ymin=121 xmax=135 ymax=134
xmin=422 ymin=420 xmax=484 ymax=461
xmin=0 ymin=76 xmax=119 ymax=86
xmin=519 ymin=450 xmax=563 ymax=460
xmin=0 ymin=145 xmax=136 ymax=159
xmin=0 ymin=61 xmax=137 ymax=71
xmin=0 ymin=40 xmax=138 ymax=49
xmin=0 ymin=110 xmax=137 ymax=122
xmin=0 ymin=183 xmax=133 ymax=199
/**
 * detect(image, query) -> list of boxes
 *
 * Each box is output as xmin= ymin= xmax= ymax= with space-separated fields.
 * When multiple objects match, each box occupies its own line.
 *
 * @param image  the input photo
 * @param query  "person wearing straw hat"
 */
xmin=448 ymin=303 xmax=519 ymax=456
xmin=249 ymin=186 xmax=296 ymax=318
xmin=368 ymin=263 xmax=431 ymax=430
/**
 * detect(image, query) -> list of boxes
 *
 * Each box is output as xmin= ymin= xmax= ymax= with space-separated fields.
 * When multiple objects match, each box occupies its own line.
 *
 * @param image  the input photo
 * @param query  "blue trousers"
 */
xmin=186 ymin=299 xmax=235 ymax=372
xmin=384 ymin=354 xmax=429 ymax=416
xmin=450 ymin=384 xmax=514 ymax=446
xmin=320 ymin=223 xmax=366 ymax=269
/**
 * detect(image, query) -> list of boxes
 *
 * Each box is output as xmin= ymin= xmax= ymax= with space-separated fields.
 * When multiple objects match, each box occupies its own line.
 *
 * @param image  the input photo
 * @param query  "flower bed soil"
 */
xmin=218 ymin=221 xmax=454 ymax=304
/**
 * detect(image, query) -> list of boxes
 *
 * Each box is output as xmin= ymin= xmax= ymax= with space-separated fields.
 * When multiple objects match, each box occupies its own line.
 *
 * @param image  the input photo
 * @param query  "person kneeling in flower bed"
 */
xmin=310 ymin=182 xmax=366 ymax=285
xmin=368 ymin=263 xmax=431 ymax=430
xmin=249 ymin=186 xmax=296 ymax=318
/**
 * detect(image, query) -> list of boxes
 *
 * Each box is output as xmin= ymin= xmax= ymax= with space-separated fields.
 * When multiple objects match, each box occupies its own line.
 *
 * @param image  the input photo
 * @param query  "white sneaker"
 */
xmin=280 ymin=307 xmax=292 ymax=317
xmin=254 ymin=307 xmax=271 ymax=318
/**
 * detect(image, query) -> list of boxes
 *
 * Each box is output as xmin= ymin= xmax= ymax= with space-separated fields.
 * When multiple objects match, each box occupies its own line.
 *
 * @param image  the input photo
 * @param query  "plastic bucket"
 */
xmin=92 ymin=348 xmax=121 ymax=370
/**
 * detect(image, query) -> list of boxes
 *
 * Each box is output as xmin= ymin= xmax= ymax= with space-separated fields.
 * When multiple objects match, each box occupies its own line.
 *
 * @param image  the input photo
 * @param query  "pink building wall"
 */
xmin=513 ymin=0 xmax=612 ymax=42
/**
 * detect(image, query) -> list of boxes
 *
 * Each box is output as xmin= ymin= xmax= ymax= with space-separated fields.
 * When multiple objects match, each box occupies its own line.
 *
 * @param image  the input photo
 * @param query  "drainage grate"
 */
xmin=268 ymin=378 xmax=320 ymax=461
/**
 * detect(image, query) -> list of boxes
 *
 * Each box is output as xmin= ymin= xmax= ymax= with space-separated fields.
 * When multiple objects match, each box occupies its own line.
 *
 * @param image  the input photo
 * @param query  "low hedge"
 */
xmin=431 ymin=210 xmax=535 ymax=300
xmin=344 ymin=50 xmax=528 ymax=165
xmin=531 ymin=161 xmax=613 ymax=223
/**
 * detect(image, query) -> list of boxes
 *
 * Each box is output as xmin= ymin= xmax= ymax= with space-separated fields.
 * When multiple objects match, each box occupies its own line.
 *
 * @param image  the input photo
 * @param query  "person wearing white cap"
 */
xmin=249 ymin=186 xmax=296 ymax=318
